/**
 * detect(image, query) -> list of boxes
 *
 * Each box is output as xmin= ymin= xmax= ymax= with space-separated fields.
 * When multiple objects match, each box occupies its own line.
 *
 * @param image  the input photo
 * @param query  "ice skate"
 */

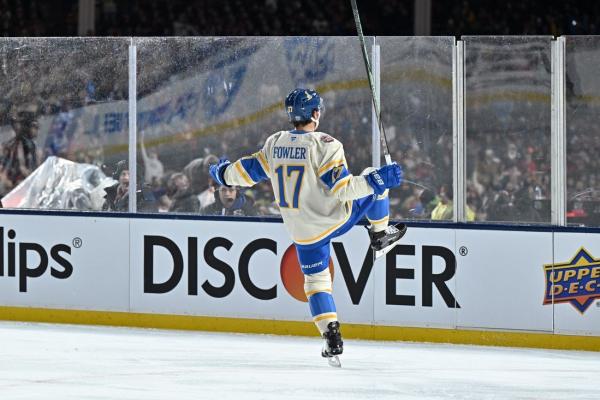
xmin=369 ymin=223 xmax=407 ymax=260
xmin=321 ymin=321 xmax=343 ymax=368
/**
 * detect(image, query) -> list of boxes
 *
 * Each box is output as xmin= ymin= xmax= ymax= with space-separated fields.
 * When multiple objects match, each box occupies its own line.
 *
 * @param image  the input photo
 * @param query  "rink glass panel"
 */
xmin=0 ymin=38 xmax=129 ymax=211
xmin=463 ymin=36 xmax=552 ymax=224
xmin=564 ymin=37 xmax=600 ymax=227
xmin=134 ymin=37 xmax=373 ymax=216
xmin=379 ymin=37 xmax=454 ymax=221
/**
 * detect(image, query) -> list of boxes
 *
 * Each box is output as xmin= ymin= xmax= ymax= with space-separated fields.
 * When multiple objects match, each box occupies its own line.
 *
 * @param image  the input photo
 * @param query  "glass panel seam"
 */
xmin=128 ymin=40 xmax=137 ymax=213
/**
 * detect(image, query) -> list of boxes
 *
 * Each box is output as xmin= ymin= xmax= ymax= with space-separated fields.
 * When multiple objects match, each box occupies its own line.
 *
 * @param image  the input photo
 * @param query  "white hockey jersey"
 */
xmin=223 ymin=130 xmax=374 ymax=245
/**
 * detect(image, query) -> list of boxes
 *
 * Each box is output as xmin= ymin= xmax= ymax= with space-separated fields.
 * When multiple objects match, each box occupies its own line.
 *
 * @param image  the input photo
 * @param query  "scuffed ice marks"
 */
xmin=1 ymin=322 xmax=600 ymax=400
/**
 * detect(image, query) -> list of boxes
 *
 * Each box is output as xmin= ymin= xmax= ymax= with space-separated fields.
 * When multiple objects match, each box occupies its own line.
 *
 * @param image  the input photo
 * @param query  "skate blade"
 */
xmin=374 ymin=224 xmax=407 ymax=260
xmin=374 ymin=241 xmax=399 ymax=260
xmin=327 ymin=355 xmax=342 ymax=368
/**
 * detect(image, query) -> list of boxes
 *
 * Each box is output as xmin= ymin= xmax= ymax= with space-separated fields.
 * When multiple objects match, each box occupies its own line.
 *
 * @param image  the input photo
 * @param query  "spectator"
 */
xmin=418 ymin=189 xmax=439 ymax=219
xmin=513 ymin=184 xmax=544 ymax=223
xmin=141 ymin=146 xmax=165 ymax=186
xmin=102 ymin=160 xmax=130 ymax=212
xmin=487 ymin=190 xmax=513 ymax=222
xmin=0 ymin=167 xmax=14 ymax=199
xmin=431 ymin=184 xmax=453 ymax=221
xmin=431 ymin=184 xmax=476 ymax=221
xmin=102 ymin=159 xmax=158 ymax=212
xmin=201 ymin=185 xmax=258 ymax=216
xmin=168 ymin=172 xmax=198 ymax=213
xmin=183 ymin=155 xmax=218 ymax=210
xmin=2 ymin=110 xmax=39 ymax=185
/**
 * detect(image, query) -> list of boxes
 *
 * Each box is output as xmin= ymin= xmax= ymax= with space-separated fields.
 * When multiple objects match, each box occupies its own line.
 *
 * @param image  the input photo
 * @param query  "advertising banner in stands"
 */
xmin=2 ymin=37 xmax=455 ymax=161
xmin=553 ymin=232 xmax=600 ymax=335
xmin=0 ymin=213 xmax=129 ymax=311
xmin=29 ymin=38 xmax=373 ymax=153
xmin=567 ymin=38 xmax=600 ymax=103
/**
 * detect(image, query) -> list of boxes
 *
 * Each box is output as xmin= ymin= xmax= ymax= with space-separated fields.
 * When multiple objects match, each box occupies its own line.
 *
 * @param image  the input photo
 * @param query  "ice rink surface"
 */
xmin=0 ymin=321 xmax=598 ymax=400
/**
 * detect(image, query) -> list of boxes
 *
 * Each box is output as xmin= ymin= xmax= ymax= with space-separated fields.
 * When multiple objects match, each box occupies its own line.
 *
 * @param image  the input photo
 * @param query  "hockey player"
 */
xmin=209 ymin=88 xmax=405 ymax=365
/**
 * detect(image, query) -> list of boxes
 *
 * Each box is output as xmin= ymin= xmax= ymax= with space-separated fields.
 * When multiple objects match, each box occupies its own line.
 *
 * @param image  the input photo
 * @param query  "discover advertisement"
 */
xmin=0 ymin=212 xmax=598 ymax=336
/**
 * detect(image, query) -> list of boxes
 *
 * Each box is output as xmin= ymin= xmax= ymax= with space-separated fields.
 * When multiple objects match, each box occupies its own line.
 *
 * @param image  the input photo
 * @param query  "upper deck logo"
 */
xmin=543 ymin=247 xmax=600 ymax=313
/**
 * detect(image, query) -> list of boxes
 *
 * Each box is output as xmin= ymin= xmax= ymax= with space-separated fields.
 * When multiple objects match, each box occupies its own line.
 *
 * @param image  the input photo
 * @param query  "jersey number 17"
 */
xmin=275 ymin=165 xmax=305 ymax=209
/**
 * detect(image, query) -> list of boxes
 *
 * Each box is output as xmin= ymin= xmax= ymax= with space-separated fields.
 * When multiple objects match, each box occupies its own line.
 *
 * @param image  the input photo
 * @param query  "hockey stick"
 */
xmin=349 ymin=0 xmax=393 ymax=166
xmin=351 ymin=0 xmax=408 ymax=255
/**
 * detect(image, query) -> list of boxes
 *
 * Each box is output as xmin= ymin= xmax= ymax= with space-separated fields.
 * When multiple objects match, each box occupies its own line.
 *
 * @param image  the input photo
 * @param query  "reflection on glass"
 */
xmin=380 ymin=37 xmax=454 ymax=221
xmin=0 ymin=38 xmax=129 ymax=211
xmin=565 ymin=37 xmax=600 ymax=226
xmin=464 ymin=36 xmax=552 ymax=224
xmin=134 ymin=37 xmax=372 ymax=216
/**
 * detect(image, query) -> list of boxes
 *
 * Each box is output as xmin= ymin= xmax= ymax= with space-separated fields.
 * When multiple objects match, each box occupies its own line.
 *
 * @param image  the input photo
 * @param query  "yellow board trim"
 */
xmin=0 ymin=306 xmax=599 ymax=352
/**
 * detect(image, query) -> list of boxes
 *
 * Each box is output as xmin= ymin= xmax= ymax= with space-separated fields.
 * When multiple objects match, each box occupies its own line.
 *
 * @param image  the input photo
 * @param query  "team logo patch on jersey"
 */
xmin=320 ymin=134 xmax=334 ymax=143
xmin=543 ymin=247 xmax=600 ymax=313
xmin=332 ymin=165 xmax=344 ymax=182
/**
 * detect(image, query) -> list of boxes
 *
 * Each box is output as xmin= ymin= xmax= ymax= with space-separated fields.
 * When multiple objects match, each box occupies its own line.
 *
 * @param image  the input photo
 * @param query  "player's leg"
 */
xmin=366 ymin=189 xmax=390 ymax=232
xmin=360 ymin=168 xmax=406 ymax=256
xmin=295 ymin=242 xmax=343 ymax=356
xmin=326 ymin=187 xmax=405 ymax=254
xmin=365 ymin=188 xmax=406 ymax=254
xmin=359 ymin=167 xmax=390 ymax=230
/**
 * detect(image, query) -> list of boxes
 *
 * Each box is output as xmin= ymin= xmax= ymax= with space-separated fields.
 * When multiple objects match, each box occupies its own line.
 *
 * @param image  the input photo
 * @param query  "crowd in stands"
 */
xmin=0 ymin=0 xmax=77 ymax=36
xmin=433 ymin=0 xmax=600 ymax=36
xmin=94 ymin=0 xmax=412 ymax=37
xmin=3 ymin=0 xmax=600 ymax=38
xmin=0 ymin=0 xmax=599 ymax=225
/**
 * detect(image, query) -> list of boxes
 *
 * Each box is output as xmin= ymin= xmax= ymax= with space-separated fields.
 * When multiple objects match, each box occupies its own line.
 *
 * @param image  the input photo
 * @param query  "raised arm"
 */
xmin=318 ymin=139 xmax=402 ymax=202
xmin=209 ymin=149 xmax=270 ymax=188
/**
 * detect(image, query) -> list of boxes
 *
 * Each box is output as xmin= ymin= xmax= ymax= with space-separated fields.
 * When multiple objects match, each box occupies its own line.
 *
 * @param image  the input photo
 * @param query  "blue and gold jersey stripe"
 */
xmin=238 ymin=154 xmax=270 ymax=184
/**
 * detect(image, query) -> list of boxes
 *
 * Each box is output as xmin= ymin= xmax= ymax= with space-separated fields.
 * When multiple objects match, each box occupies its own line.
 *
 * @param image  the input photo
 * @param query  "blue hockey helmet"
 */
xmin=284 ymin=88 xmax=323 ymax=123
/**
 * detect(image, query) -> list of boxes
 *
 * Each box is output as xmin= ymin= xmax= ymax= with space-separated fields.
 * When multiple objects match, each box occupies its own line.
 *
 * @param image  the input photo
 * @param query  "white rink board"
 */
xmin=128 ymin=218 xmax=376 ymax=324
xmin=328 ymin=226 xmax=376 ymax=325
xmin=372 ymin=227 xmax=458 ymax=328
xmin=0 ymin=214 xmax=129 ymax=311
xmin=1 ymin=212 xmax=599 ymax=337
xmin=553 ymin=232 xmax=600 ymax=335
xmin=129 ymin=218 xmax=309 ymax=320
xmin=455 ymin=230 xmax=553 ymax=331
